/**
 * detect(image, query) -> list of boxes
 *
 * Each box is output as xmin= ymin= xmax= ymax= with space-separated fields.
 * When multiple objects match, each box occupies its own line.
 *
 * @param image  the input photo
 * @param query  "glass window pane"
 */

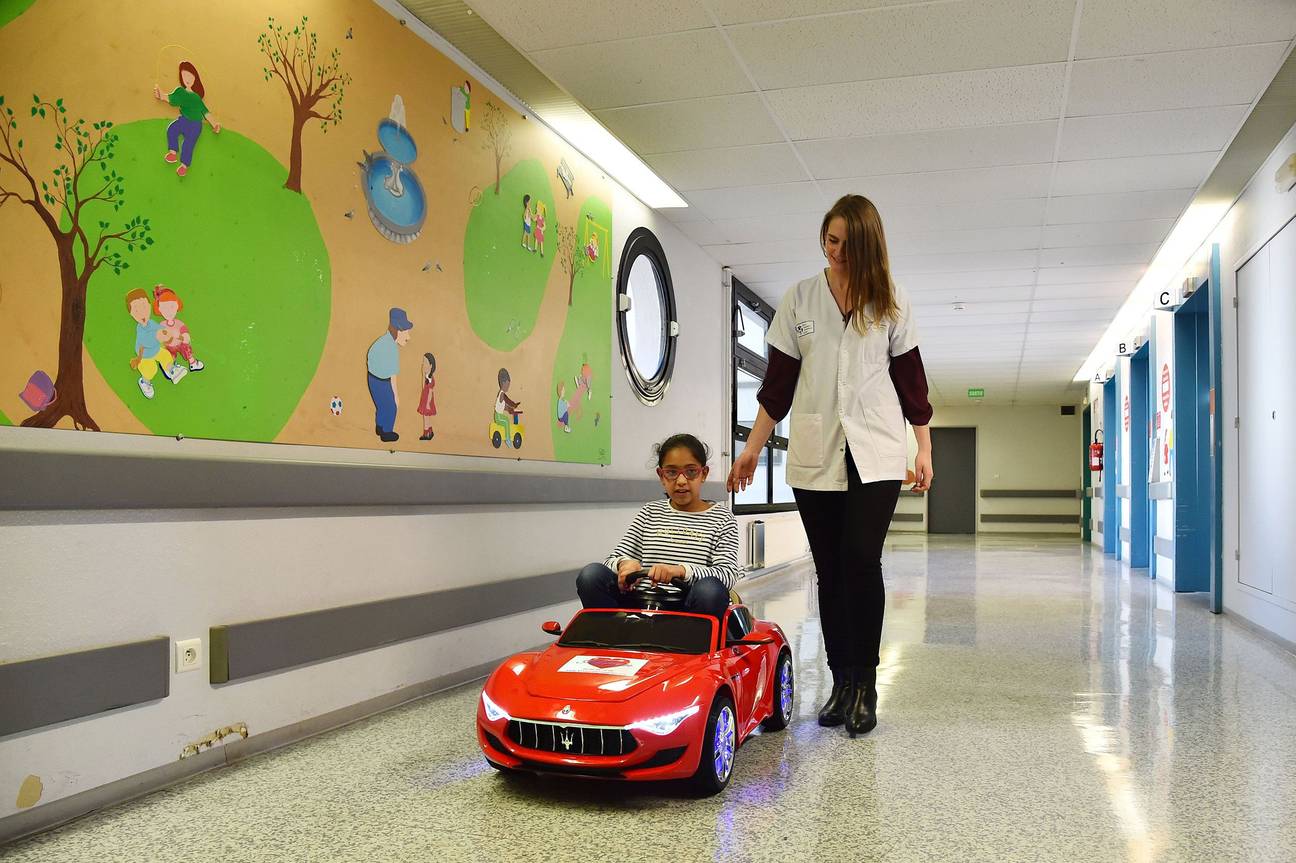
xmin=771 ymin=447 xmax=795 ymax=503
xmin=626 ymin=255 xmax=666 ymax=379
xmin=736 ymin=368 xmax=760 ymax=427
xmin=737 ymin=302 xmax=767 ymax=358
xmin=733 ymin=438 xmax=769 ymax=506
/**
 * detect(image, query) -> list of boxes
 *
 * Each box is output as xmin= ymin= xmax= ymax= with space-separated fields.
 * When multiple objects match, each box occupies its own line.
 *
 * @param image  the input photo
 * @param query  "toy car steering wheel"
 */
xmin=628 ymin=571 xmax=687 ymax=610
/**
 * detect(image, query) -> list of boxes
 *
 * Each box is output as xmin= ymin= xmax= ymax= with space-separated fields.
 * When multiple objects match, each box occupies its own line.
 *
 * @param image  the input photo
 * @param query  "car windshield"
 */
xmin=558 ymin=611 xmax=713 ymax=655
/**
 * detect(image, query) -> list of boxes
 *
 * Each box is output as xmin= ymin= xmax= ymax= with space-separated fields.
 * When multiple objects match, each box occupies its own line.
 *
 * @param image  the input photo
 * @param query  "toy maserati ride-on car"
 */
xmin=476 ymin=577 xmax=794 ymax=794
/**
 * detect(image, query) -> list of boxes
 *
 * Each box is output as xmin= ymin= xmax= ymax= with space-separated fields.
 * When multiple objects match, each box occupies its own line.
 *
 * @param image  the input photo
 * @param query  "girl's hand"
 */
xmin=153 ymin=85 xmax=163 ymax=101
xmin=648 ymin=564 xmax=684 ymax=584
xmin=212 ymin=120 xmax=221 ymax=134
xmin=727 ymin=448 xmax=759 ymax=493
xmin=913 ymin=450 xmax=934 ymax=492
xmin=616 ymin=559 xmax=642 ymax=590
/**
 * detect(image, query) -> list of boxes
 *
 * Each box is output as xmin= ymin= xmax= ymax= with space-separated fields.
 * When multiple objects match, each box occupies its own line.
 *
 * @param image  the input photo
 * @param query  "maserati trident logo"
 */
xmin=559 ymin=729 xmax=575 ymax=750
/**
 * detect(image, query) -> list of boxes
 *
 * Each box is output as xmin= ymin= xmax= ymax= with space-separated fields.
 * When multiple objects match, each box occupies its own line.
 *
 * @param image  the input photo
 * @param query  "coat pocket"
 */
xmin=788 ymin=412 xmax=824 ymax=467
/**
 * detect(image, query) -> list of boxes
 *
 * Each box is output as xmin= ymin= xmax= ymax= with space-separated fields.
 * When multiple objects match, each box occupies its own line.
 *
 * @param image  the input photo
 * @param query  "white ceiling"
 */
xmin=461 ymin=0 xmax=1296 ymax=405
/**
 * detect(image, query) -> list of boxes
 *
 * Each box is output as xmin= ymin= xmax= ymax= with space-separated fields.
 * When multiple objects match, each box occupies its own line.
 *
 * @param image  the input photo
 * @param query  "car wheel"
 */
xmin=692 ymin=692 xmax=737 ymax=795
xmin=761 ymin=650 xmax=794 ymax=732
xmin=491 ymin=430 xmax=502 ymax=449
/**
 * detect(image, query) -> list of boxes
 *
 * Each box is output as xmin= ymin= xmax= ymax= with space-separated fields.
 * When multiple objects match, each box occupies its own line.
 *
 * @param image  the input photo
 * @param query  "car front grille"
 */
xmin=506 ymin=719 xmax=638 ymax=756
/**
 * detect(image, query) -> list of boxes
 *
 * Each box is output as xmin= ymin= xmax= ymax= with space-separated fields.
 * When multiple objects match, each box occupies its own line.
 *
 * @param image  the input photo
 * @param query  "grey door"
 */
xmin=928 ymin=427 xmax=976 ymax=534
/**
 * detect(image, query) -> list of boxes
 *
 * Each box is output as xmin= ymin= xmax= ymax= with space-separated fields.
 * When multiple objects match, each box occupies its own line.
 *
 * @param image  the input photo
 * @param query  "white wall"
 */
xmin=0 ymin=18 xmax=729 ymax=822
xmin=902 ymin=405 xmax=1083 ymax=534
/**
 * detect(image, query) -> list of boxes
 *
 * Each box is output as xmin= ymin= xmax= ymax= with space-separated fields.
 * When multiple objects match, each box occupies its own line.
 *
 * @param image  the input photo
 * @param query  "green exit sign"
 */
xmin=968 ymin=388 xmax=985 ymax=399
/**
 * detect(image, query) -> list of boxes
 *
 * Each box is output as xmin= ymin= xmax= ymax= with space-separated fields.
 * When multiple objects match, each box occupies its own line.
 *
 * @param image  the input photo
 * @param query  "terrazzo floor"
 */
xmin=5 ymin=534 xmax=1296 ymax=862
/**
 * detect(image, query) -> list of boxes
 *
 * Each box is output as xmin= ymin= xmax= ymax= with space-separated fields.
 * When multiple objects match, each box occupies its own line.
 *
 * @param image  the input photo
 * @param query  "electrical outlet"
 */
xmin=175 ymin=638 xmax=202 ymax=674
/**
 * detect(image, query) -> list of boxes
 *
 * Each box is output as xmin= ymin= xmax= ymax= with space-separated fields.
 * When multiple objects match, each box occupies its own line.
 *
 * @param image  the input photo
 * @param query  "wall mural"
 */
xmin=0 ymin=0 xmax=613 ymax=464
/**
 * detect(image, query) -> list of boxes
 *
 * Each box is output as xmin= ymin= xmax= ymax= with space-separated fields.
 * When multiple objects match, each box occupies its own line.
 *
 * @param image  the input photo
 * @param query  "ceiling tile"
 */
xmin=884 ymin=198 xmax=1048 ymax=233
xmin=730 ymin=260 xmax=826 ymax=284
xmin=1046 ymin=188 xmax=1193 ymax=224
xmin=597 ymin=94 xmax=783 ymax=154
xmin=646 ymin=144 xmax=809 ymax=191
xmin=903 ymin=269 xmax=1039 ymax=291
xmin=465 ymin=0 xmax=712 ymax=51
xmin=672 ymin=219 xmax=730 ymax=246
xmin=1037 ymin=243 xmax=1159 ymax=268
xmin=798 ymin=123 xmax=1057 ymax=179
xmin=710 ymin=212 xmax=826 ymax=244
xmin=705 ymin=238 xmax=822 ymax=265
xmin=1051 ymin=152 xmax=1220 ymax=197
xmin=1067 ymin=43 xmax=1289 ymax=116
xmin=685 ymin=181 xmax=826 ymax=221
xmin=712 ymin=0 xmax=920 ymax=26
xmin=531 ymin=31 xmax=752 ymax=109
xmin=889 ymin=226 xmax=1043 ymax=256
xmin=906 ymin=285 xmax=1035 ymax=304
xmin=1041 ymin=219 xmax=1173 ymax=247
xmin=1076 ymin=0 xmax=1296 ymax=60
xmin=822 ymin=164 xmax=1053 ymax=207
xmin=1029 ymin=296 xmax=1125 ymax=312
xmin=909 ymin=299 xmax=1032 ymax=316
xmin=1059 ymin=105 xmax=1249 ymax=160
xmin=892 ymin=250 xmax=1041 ymax=274
xmin=1029 ymin=308 xmax=1115 ymax=323
xmin=1037 ymin=264 xmax=1145 ymax=285
xmin=766 ymin=64 xmax=1066 ymax=139
xmin=729 ymin=0 xmax=1073 ymax=90
xmin=1031 ymin=282 xmax=1133 ymax=298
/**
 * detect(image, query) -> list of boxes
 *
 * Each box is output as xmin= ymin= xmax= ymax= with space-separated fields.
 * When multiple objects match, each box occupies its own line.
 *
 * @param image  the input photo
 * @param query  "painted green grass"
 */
xmin=81 ymin=119 xmax=330 ymax=441
xmin=0 ymin=407 xmax=11 ymax=425
xmin=462 ymin=159 xmax=556 ymax=351
xmin=551 ymin=196 xmax=612 ymax=465
xmin=0 ymin=0 xmax=37 ymax=28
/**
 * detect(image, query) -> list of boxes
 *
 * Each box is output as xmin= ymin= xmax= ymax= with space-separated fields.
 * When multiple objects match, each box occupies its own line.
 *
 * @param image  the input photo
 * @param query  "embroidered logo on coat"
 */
xmin=795 ymin=320 xmax=815 ymax=337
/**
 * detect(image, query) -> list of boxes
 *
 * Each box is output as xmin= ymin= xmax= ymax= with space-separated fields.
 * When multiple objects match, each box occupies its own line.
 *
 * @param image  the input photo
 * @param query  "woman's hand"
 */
xmin=913 ymin=449 xmax=934 ymax=492
xmin=727 ymin=447 xmax=759 ymax=493
xmin=647 ymin=564 xmax=685 ymax=584
xmin=153 ymin=84 xmax=163 ymax=101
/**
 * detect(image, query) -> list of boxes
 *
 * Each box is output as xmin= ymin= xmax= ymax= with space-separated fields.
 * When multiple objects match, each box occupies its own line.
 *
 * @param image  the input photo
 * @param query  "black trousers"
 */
xmin=792 ymin=450 xmax=901 ymax=672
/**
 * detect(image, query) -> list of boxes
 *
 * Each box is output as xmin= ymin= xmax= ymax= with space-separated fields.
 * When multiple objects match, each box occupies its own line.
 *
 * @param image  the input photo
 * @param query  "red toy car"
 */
xmin=476 ymin=578 xmax=794 ymax=794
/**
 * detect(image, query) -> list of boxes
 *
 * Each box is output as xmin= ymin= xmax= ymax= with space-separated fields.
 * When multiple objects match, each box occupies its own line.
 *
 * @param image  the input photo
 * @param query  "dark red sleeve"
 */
xmin=889 ymin=346 xmax=933 ymax=426
xmin=756 ymin=346 xmax=801 ymax=422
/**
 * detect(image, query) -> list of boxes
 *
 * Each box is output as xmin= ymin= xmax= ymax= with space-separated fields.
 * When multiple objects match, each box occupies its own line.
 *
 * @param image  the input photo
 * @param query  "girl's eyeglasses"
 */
xmin=658 ymin=467 xmax=703 ymax=481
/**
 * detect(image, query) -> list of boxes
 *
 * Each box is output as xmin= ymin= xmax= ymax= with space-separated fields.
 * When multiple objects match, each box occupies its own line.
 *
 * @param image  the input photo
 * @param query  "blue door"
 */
xmin=1129 ymin=343 xmax=1150 ymax=568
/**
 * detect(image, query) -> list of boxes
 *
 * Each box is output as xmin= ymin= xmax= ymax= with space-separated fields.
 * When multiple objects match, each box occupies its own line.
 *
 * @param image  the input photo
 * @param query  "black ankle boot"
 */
xmin=845 ymin=667 xmax=878 ymax=738
xmin=817 ymin=668 xmax=853 ymax=727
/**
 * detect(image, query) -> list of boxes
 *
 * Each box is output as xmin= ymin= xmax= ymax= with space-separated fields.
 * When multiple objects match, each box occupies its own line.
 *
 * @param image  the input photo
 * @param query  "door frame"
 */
xmin=1130 ymin=341 xmax=1151 ymax=569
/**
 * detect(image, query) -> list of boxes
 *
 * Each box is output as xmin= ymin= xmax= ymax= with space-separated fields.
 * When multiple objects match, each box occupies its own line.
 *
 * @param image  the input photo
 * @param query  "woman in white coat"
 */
xmin=728 ymin=195 xmax=934 ymax=737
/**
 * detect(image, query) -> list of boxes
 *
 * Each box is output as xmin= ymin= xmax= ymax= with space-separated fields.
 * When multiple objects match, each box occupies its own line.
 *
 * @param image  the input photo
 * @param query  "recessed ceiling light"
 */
xmin=952 ymin=302 xmax=965 ymax=312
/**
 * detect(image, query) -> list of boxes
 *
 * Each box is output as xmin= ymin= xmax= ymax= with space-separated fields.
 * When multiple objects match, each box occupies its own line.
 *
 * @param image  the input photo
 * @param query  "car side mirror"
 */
xmin=739 ymin=634 xmax=775 ymax=646
xmin=541 ymin=620 xmax=563 ymax=636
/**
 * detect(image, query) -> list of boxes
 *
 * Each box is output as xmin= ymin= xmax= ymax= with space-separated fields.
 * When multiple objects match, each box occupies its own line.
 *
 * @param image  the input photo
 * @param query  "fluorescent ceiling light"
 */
xmin=1073 ymin=199 xmax=1230 ymax=382
xmin=536 ymin=106 xmax=687 ymax=210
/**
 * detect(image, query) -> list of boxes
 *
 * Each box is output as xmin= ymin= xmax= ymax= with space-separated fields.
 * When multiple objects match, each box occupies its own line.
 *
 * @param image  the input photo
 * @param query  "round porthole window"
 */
xmin=616 ymin=227 xmax=677 ymax=405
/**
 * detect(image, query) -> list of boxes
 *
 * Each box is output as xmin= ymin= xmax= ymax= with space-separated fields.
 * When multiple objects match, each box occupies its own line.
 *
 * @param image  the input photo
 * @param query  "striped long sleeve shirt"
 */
xmin=603 ymin=499 xmax=744 ymax=590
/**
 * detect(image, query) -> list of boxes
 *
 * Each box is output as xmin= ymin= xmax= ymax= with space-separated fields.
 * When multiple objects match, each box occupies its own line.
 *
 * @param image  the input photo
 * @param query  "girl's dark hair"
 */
xmin=423 ymin=352 xmax=436 ymax=377
xmin=654 ymin=433 xmax=709 ymax=467
xmin=178 ymin=61 xmax=205 ymax=99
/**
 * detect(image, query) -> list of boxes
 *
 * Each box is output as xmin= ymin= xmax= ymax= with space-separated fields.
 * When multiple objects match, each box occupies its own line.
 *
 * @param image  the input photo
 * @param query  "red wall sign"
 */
xmin=1160 ymin=363 xmax=1171 ymax=412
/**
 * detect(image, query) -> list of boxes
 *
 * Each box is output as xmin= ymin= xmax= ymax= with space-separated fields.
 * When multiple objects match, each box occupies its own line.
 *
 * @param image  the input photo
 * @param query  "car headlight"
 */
xmin=481 ymin=691 xmax=510 ymax=723
xmin=627 ymin=704 xmax=701 ymax=736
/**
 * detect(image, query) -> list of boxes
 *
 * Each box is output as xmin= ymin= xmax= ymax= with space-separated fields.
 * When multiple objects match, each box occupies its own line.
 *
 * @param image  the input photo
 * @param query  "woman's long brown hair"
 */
xmin=820 ymin=194 xmax=899 ymax=333
xmin=178 ymin=61 xmax=205 ymax=99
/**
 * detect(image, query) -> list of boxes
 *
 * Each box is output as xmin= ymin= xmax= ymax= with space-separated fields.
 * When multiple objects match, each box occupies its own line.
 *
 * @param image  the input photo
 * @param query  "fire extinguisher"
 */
xmin=1089 ymin=429 xmax=1104 ymax=472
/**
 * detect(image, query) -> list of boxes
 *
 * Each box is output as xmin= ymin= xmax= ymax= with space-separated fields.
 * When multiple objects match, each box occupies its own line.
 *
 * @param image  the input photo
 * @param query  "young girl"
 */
xmin=153 ymin=285 xmax=203 ymax=371
xmin=555 ymin=380 xmax=570 ymax=433
xmin=521 ymin=194 xmax=534 ymax=252
xmin=417 ymin=352 xmax=437 ymax=441
xmin=153 ymin=61 xmax=220 ymax=177
xmin=534 ymin=201 xmax=546 ymax=257
xmin=576 ymin=434 xmax=741 ymax=621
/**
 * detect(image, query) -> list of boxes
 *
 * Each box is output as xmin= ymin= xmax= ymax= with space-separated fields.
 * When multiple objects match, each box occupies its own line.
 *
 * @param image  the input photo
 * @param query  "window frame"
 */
xmin=732 ymin=277 xmax=797 ymax=515
xmin=615 ymin=227 xmax=677 ymax=406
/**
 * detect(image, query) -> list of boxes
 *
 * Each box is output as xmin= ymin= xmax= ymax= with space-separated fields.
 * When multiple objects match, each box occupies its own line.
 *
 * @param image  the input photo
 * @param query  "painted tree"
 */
xmin=257 ymin=15 xmax=351 ymax=194
xmin=556 ymin=223 xmax=586 ymax=306
xmin=0 ymin=94 xmax=152 ymax=430
xmin=480 ymin=101 xmax=511 ymax=195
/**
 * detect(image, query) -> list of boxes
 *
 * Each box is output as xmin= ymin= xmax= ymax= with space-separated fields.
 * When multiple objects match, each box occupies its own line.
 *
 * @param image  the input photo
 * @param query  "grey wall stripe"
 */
xmin=1117 ymin=485 xmax=1131 ymax=499
xmin=1155 ymin=536 xmax=1175 ymax=558
xmin=1149 ymin=482 xmax=1174 ymax=500
xmin=891 ymin=512 xmax=924 ymax=522
xmin=211 ymin=570 xmax=579 ymax=683
xmin=0 ymin=637 xmax=169 ymax=737
xmin=0 ymin=449 xmax=721 ymax=510
xmin=980 ymin=489 xmax=1080 ymax=498
xmin=1120 ymin=527 xmax=1132 ymax=542
xmin=980 ymin=514 xmax=1080 ymax=524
